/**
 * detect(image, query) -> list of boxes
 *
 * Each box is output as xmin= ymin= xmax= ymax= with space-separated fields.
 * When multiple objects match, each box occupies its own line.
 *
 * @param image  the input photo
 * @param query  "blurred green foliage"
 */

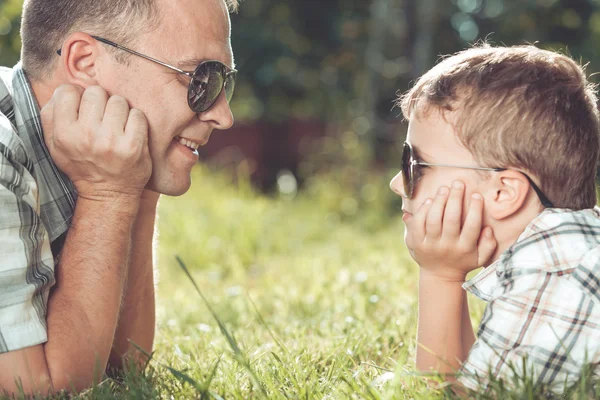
xmin=228 ymin=0 xmax=600 ymax=157
xmin=0 ymin=0 xmax=22 ymax=66
xmin=3 ymin=0 xmax=600 ymax=162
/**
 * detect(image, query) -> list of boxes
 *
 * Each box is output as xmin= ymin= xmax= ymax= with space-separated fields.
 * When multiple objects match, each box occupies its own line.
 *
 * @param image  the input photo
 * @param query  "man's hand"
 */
xmin=40 ymin=84 xmax=152 ymax=201
xmin=0 ymin=85 xmax=156 ymax=394
xmin=405 ymin=181 xmax=497 ymax=282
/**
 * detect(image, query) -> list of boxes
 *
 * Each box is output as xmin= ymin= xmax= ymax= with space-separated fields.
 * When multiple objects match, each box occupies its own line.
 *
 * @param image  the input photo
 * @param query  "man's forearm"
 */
xmin=108 ymin=192 xmax=158 ymax=370
xmin=416 ymin=270 xmax=467 ymax=377
xmin=44 ymin=196 xmax=139 ymax=390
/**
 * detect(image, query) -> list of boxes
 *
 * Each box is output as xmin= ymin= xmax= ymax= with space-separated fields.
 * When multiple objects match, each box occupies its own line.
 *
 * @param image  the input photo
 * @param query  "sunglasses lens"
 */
xmin=224 ymin=72 xmax=236 ymax=103
xmin=402 ymin=142 xmax=413 ymax=198
xmin=188 ymin=62 xmax=225 ymax=113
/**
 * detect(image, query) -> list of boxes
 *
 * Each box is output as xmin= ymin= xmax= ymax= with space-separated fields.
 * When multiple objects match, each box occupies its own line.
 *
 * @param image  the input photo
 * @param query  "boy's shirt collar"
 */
xmin=463 ymin=206 xmax=600 ymax=301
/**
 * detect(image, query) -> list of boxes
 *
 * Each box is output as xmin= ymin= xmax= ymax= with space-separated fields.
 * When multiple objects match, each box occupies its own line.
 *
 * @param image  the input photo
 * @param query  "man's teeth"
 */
xmin=176 ymin=136 xmax=200 ymax=151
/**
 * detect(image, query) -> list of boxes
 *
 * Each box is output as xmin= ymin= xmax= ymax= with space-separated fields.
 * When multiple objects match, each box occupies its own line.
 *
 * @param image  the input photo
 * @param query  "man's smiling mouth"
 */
xmin=175 ymin=136 xmax=201 ymax=151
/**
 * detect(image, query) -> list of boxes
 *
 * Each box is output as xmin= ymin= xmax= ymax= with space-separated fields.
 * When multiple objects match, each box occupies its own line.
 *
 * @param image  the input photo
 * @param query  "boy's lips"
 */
xmin=402 ymin=209 xmax=412 ymax=222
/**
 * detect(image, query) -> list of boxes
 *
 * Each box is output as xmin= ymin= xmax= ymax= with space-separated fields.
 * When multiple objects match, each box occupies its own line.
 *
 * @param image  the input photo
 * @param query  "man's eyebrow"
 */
xmin=176 ymin=58 xmax=206 ymax=70
xmin=176 ymin=58 xmax=236 ymax=70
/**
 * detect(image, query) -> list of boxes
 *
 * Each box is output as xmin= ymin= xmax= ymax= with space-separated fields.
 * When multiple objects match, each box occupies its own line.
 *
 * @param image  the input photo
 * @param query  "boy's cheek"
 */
xmin=403 ymin=225 xmax=412 ymax=249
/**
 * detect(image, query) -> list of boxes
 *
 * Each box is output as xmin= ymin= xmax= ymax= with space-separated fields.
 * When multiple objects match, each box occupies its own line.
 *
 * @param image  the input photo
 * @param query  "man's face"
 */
xmin=100 ymin=0 xmax=235 ymax=196
xmin=390 ymin=110 xmax=489 ymax=234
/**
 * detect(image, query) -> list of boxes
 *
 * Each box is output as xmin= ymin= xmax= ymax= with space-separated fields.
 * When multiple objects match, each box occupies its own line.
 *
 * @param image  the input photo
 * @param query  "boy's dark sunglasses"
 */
xmin=57 ymin=36 xmax=236 ymax=114
xmin=401 ymin=142 xmax=554 ymax=208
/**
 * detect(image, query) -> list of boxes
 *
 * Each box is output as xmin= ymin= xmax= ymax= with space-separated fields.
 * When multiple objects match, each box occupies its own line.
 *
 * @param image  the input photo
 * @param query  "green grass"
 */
xmin=5 ymin=165 xmax=600 ymax=399
xmin=152 ymin=165 xmax=435 ymax=398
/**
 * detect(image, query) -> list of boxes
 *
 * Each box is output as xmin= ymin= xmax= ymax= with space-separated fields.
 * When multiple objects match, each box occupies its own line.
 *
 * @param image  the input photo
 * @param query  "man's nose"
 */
xmin=198 ymin=91 xmax=234 ymax=130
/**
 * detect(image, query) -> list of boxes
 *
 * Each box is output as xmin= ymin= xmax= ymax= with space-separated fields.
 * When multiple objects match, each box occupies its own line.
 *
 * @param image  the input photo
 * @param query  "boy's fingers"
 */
xmin=442 ymin=181 xmax=464 ymax=239
xmin=477 ymin=227 xmax=497 ymax=266
xmin=408 ymin=197 xmax=432 ymax=245
xmin=425 ymin=186 xmax=449 ymax=239
xmin=460 ymin=193 xmax=484 ymax=246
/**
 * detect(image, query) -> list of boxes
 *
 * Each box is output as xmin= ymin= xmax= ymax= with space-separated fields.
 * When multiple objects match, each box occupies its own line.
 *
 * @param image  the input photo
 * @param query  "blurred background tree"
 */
xmin=0 ymin=0 xmax=22 ymax=67
xmin=2 ymin=0 xmax=600 ymax=191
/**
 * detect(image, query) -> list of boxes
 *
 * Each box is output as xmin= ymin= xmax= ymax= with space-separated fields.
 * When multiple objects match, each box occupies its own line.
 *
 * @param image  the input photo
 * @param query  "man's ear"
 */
xmin=484 ymin=170 xmax=531 ymax=220
xmin=58 ymin=32 xmax=101 ymax=88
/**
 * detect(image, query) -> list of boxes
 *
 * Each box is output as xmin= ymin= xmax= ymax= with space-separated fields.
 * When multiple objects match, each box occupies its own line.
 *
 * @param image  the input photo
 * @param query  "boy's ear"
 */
xmin=484 ymin=170 xmax=531 ymax=220
xmin=58 ymin=32 xmax=101 ymax=88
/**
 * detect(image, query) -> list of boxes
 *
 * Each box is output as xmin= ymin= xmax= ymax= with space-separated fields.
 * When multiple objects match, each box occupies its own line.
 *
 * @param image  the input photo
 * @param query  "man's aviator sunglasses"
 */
xmin=57 ymin=36 xmax=236 ymax=114
xmin=401 ymin=142 xmax=554 ymax=208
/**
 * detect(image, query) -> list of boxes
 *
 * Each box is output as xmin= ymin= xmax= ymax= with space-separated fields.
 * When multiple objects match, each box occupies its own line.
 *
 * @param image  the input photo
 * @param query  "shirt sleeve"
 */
xmin=458 ymin=255 xmax=600 ymax=392
xmin=0 ymin=114 xmax=55 ymax=353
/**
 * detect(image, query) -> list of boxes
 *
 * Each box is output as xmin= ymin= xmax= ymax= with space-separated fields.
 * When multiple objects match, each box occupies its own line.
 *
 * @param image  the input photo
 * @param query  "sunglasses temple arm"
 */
xmin=91 ymin=36 xmax=192 ymax=76
xmin=414 ymin=161 xmax=504 ymax=172
xmin=523 ymin=174 xmax=554 ymax=208
xmin=414 ymin=161 xmax=554 ymax=207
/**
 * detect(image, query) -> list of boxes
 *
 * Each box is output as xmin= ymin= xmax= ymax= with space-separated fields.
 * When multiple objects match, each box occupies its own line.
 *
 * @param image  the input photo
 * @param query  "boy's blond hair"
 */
xmin=400 ymin=44 xmax=600 ymax=210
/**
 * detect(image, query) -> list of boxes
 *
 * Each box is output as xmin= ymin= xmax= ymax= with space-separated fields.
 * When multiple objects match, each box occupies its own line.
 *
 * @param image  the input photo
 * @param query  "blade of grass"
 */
xmin=176 ymin=256 xmax=268 ymax=398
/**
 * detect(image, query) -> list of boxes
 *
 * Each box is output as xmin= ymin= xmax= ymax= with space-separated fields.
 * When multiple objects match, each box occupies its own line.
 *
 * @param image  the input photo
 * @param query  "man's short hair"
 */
xmin=20 ymin=0 xmax=240 ymax=81
xmin=399 ymin=44 xmax=600 ymax=210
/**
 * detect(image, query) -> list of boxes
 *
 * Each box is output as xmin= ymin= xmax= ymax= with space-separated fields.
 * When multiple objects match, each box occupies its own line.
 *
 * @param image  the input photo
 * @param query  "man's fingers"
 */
xmin=124 ymin=108 xmax=149 ymax=147
xmin=460 ymin=193 xmax=484 ymax=246
xmin=42 ymin=84 xmax=83 ymax=150
xmin=442 ymin=181 xmax=464 ymax=239
xmin=425 ymin=186 xmax=449 ymax=239
xmin=78 ymin=86 xmax=108 ymax=126
xmin=477 ymin=227 xmax=497 ymax=266
xmin=52 ymin=84 xmax=83 ymax=127
xmin=103 ymin=95 xmax=130 ymax=134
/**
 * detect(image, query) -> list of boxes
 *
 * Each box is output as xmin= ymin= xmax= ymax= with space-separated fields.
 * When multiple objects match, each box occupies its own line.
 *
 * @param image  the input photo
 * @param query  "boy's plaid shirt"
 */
xmin=459 ymin=207 xmax=600 ymax=391
xmin=0 ymin=64 xmax=76 ymax=352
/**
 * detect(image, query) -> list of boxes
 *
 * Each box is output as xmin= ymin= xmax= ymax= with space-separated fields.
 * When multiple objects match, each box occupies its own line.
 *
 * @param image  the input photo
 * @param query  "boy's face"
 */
xmin=390 ymin=110 xmax=489 ymax=230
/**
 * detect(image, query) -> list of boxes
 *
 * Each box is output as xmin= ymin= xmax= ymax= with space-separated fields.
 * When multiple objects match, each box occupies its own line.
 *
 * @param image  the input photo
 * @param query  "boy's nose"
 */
xmin=390 ymin=171 xmax=404 ymax=197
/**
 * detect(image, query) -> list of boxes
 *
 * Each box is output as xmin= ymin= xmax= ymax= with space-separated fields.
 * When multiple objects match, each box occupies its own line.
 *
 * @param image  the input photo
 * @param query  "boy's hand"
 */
xmin=404 ymin=181 xmax=497 ymax=282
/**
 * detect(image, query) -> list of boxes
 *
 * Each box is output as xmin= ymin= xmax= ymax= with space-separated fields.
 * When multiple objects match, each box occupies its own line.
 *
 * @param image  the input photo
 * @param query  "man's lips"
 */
xmin=402 ymin=210 xmax=412 ymax=222
xmin=174 ymin=136 xmax=209 ymax=151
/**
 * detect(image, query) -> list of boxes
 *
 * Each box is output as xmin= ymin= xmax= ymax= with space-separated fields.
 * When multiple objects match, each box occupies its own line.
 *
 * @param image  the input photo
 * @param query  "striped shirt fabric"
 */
xmin=0 ymin=63 xmax=76 ymax=352
xmin=459 ymin=207 xmax=600 ymax=392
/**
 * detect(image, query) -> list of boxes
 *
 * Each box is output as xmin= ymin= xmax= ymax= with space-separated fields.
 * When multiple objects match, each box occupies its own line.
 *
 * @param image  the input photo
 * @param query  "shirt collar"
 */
xmin=11 ymin=63 xmax=77 ymax=244
xmin=463 ymin=207 xmax=600 ymax=301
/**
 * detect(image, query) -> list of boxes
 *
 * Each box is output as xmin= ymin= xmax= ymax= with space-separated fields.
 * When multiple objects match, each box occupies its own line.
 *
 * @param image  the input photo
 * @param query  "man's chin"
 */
xmin=145 ymin=176 xmax=192 ymax=197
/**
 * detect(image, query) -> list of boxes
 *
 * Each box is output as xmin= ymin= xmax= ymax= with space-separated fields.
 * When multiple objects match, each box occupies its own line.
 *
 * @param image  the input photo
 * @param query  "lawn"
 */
xmin=151 ymin=165 xmax=443 ymax=399
xmin=7 ymin=165 xmax=600 ymax=399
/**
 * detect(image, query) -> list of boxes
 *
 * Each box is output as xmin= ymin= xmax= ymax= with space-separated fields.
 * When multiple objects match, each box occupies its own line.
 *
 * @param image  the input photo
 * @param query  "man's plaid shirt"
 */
xmin=0 ymin=64 xmax=76 ymax=352
xmin=459 ymin=207 xmax=600 ymax=391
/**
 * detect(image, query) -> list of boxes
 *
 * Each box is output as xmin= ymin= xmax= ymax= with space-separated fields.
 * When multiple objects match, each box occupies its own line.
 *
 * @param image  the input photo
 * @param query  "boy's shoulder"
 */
xmin=504 ymin=207 xmax=600 ymax=271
